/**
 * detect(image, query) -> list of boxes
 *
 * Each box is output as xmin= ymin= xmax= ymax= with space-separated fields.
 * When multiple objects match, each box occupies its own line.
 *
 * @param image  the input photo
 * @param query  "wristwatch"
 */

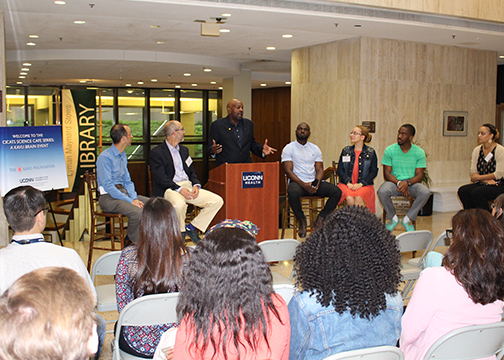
xmin=408 ymin=180 xmax=412 ymax=186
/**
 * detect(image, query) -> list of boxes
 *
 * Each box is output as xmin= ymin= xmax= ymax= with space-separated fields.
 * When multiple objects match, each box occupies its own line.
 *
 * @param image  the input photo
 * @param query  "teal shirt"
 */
xmin=382 ymin=143 xmax=426 ymax=180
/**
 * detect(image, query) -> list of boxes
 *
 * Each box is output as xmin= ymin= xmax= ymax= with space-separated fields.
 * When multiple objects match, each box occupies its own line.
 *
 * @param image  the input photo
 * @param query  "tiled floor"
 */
xmin=55 ymin=210 xmax=457 ymax=359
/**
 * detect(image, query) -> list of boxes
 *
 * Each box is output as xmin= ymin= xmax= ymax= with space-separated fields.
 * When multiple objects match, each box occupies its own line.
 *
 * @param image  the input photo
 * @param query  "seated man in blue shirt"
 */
xmin=281 ymin=122 xmax=342 ymax=238
xmin=96 ymin=124 xmax=150 ymax=244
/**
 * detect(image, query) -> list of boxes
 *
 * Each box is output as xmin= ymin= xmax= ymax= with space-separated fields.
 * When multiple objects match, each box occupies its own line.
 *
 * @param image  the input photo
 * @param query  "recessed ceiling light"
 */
xmin=184 ymin=73 xmax=191 ymax=77
xmin=282 ymin=34 xmax=293 ymax=38
xmin=74 ymin=20 xmax=86 ymax=24
xmin=79 ymin=80 xmax=86 ymax=83
xmin=222 ymin=13 xmax=231 ymax=16
xmin=150 ymin=25 xmax=160 ymax=28
xmin=20 ymin=72 xmax=27 ymax=75
xmin=19 ymin=76 xmax=26 ymax=79
xmin=137 ymin=81 xmax=144 ymax=85
xmin=260 ymin=83 xmax=267 ymax=86
xmin=21 ymin=68 xmax=29 ymax=71
xmin=29 ymin=35 xmax=39 ymax=39
xmin=218 ymin=86 xmax=223 ymax=90
xmin=16 ymin=81 xmax=23 ymax=84
xmin=125 ymin=83 xmax=132 ymax=87
xmin=26 ymin=42 xmax=36 ymax=46
xmin=266 ymin=47 xmax=275 ymax=50
xmin=220 ymin=29 xmax=230 ymax=33
xmin=285 ymin=81 xmax=291 ymax=85
xmin=151 ymin=79 xmax=158 ymax=82
xmin=500 ymin=55 xmax=504 ymax=59
xmin=54 ymin=0 xmax=65 ymax=4
xmin=203 ymin=68 xmax=212 ymax=72
xmin=175 ymin=85 xmax=181 ymax=88
xmin=156 ymin=41 xmax=164 ymax=44
xmin=127 ymin=90 xmax=133 ymax=94
xmin=191 ymin=84 xmax=197 ymax=86
xmin=210 ymin=81 xmax=217 ymax=84
xmin=23 ymin=63 xmax=31 ymax=66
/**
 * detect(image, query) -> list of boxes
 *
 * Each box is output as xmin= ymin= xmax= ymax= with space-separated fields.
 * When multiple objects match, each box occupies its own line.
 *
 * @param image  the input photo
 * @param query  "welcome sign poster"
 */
xmin=0 ymin=126 xmax=68 ymax=196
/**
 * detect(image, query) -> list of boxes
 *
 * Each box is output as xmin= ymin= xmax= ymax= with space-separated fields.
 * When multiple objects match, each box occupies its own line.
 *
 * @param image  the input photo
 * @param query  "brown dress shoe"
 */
xmin=298 ymin=218 xmax=307 ymax=238
xmin=314 ymin=215 xmax=325 ymax=230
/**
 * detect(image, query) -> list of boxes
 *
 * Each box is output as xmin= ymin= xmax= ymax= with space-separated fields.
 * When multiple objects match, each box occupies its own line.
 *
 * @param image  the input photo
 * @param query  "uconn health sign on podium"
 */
xmin=242 ymin=171 xmax=264 ymax=188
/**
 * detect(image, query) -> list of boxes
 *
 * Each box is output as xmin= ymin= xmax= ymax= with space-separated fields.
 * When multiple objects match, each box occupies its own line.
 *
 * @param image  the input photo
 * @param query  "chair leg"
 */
xmin=87 ymin=226 xmax=94 ymax=271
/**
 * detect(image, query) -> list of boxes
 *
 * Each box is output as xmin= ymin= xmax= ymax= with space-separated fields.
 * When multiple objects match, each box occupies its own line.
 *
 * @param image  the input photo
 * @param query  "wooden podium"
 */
xmin=208 ymin=162 xmax=279 ymax=242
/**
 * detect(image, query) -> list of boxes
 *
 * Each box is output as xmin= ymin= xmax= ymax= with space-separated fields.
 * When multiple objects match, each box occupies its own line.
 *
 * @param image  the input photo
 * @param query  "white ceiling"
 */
xmin=2 ymin=0 xmax=504 ymax=90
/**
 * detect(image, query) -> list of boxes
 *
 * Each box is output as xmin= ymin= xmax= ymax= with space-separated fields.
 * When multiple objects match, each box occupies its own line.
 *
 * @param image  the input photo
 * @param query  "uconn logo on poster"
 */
xmin=242 ymin=171 xmax=264 ymax=188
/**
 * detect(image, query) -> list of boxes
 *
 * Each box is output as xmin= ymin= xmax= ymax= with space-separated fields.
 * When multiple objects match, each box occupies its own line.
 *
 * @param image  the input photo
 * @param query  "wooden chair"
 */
xmin=85 ymin=171 xmax=125 ymax=271
xmin=281 ymin=167 xmax=336 ymax=239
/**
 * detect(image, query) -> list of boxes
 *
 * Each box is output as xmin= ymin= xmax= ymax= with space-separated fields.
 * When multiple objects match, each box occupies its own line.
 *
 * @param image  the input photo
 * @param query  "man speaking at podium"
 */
xmin=209 ymin=99 xmax=277 ymax=166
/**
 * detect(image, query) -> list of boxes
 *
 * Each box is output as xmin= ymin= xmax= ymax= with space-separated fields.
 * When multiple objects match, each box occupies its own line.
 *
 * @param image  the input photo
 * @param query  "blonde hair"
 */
xmin=356 ymin=125 xmax=372 ymax=143
xmin=0 ymin=267 xmax=97 ymax=360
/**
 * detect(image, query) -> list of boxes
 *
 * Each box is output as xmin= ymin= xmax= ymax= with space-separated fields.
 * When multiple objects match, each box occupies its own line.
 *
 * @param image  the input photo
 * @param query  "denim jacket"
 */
xmin=336 ymin=144 xmax=378 ymax=186
xmin=288 ymin=291 xmax=402 ymax=360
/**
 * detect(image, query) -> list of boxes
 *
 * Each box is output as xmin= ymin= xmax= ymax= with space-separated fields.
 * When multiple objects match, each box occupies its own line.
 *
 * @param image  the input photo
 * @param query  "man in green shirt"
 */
xmin=378 ymin=124 xmax=430 ymax=232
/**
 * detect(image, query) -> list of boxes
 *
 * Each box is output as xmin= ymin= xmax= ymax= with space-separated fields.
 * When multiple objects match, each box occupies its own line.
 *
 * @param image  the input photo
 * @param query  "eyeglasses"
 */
xmin=445 ymin=229 xmax=453 ymax=239
xmin=350 ymin=132 xmax=362 ymax=136
xmin=33 ymin=206 xmax=49 ymax=217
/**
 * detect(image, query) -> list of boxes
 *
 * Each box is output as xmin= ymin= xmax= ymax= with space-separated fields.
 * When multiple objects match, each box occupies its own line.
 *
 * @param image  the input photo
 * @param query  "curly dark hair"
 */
xmin=176 ymin=228 xmax=282 ymax=360
xmin=294 ymin=206 xmax=401 ymax=320
xmin=442 ymin=209 xmax=504 ymax=305
xmin=133 ymin=197 xmax=187 ymax=297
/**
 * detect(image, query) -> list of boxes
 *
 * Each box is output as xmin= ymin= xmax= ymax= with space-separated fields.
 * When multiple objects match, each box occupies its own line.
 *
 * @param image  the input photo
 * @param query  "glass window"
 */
xmin=150 ymin=89 xmax=175 ymax=142
xmin=6 ymin=87 xmax=29 ymax=126
xmin=28 ymin=87 xmax=59 ymax=126
xmin=118 ymin=88 xmax=145 ymax=142
xmin=96 ymin=89 xmax=114 ymax=145
xmin=180 ymin=90 xmax=203 ymax=141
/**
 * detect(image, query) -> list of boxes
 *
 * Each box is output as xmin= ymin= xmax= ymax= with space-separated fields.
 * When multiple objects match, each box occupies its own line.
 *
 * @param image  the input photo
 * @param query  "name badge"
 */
xmin=185 ymin=156 xmax=193 ymax=167
xmin=342 ymin=156 xmax=351 ymax=163
xmin=485 ymin=152 xmax=493 ymax=162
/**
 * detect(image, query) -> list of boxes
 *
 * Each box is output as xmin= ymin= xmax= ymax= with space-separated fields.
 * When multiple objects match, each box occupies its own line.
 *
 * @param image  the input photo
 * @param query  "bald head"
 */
xmin=227 ymin=99 xmax=243 ymax=124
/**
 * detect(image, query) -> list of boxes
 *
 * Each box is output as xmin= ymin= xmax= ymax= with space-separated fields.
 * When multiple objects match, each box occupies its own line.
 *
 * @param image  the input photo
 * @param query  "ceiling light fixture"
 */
xmin=218 ymin=86 xmax=223 ymax=90
xmin=79 ymin=80 xmax=86 ymax=83
xmin=203 ymin=68 xmax=211 ymax=72
xmin=54 ymin=0 xmax=65 ymax=4
xmin=210 ymin=81 xmax=216 ymax=84
xmin=219 ymin=29 xmax=230 ymax=33
xmin=260 ymin=83 xmax=267 ymax=86
xmin=23 ymin=63 xmax=31 ymax=66
xmin=29 ymin=35 xmax=39 ymax=38
xmin=127 ymin=90 xmax=133 ymax=94
xmin=285 ymin=81 xmax=291 ymax=85
xmin=20 ymin=72 xmax=27 ymax=75
xmin=222 ymin=13 xmax=231 ymax=16
xmin=151 ymin=79 xmax=158 ymax=82
xmin=175 ymin=85 xmax=181 ymax=88
xmin=150 ymin=25 xmax=160 ymax=28
xmin=156 ymin=41 xmax=164 ymax=44
xmin=125 ymin=84 xmax=132 ymax=87
xmin=26 ymin=42 xmax=36 ymax=46
xmin=191 ymin=84 xmax=197 ymax=86
xmin=137 ymin=81 xmax=144 ymax=85
xmin=266 ymin=46 xmax=275 ymax=50
xmin=184 ymin=73 xmax=191 ymax=77
xmin=19 ymin=76 xmax=26 ymax=79
xmin=21 ymin=68 xmax=29 ymax=71
xmin=74 ymin=20 xmax=86 ymax=24
xmin=500 ymin=55 xmax=504 ymax=59
xmin=17 ymin=81 xmax=23 ymax=84
xmin=282 ymin=34 xmax=293 ymax=38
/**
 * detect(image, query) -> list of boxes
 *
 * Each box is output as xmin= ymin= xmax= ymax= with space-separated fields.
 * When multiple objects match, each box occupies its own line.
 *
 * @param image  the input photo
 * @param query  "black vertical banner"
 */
xmin=62 ymin=89 xmax=97 ymax=192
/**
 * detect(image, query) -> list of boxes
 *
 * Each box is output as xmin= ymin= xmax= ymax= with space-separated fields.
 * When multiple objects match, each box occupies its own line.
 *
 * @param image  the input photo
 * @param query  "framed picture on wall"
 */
xmin=443 ymin=111 xmax=468 ymax=136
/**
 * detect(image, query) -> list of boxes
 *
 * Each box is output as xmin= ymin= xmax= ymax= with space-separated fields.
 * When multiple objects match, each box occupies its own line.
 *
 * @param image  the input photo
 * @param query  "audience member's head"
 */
xmin=294 ymin=206 xmax=401 ymax=319
xmin=442 ymin=209 xmax=504 ymax=305
xmin=177 ymin=223 xmax=280 ymax=359
xmin=134 ymin=197 xmax=187 ymax=297
xmin=3 ymin=185 xmax=47 ymax=234
xmin=492 ymin=194 xmax=504 ymax=229
xmin=0 ymin=267 xmax=98 ymax=360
